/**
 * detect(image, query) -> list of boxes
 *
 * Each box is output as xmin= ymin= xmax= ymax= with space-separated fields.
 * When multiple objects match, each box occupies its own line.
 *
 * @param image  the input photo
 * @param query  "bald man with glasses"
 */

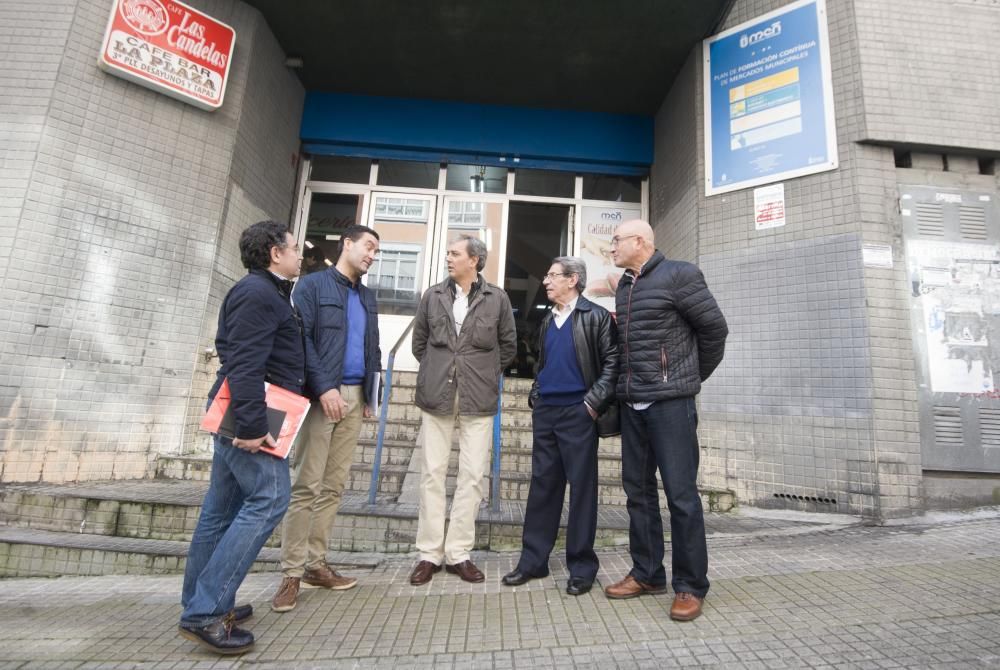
xmin=604 ymin=219 xmax=728 ymax=622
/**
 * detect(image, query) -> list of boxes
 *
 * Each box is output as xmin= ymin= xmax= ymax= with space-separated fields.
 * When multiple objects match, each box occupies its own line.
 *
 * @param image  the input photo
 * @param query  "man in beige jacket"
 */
xmin=408 ymin=234 xmax=517 ymax=585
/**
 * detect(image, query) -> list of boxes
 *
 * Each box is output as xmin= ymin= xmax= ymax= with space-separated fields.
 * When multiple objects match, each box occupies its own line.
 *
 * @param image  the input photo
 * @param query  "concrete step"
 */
xmin=379 ymin=371 xmax=535 ymax=395
xmin=160 ymin=432 xmax=624 ymax=484
xmin=381 ymin=385 xmax=531 ymax=411
xmin=344 ymin=462 xmax=707 ymax=509
xmin=354 ymin=418 xmax=613 ymax=450
xmin=499 ymin=447 xmax=625 ymax=478
xmin=0 ymin=526 xmax=382 ymax=579
xmin=0 ymin=479 xmax=734 ymax=575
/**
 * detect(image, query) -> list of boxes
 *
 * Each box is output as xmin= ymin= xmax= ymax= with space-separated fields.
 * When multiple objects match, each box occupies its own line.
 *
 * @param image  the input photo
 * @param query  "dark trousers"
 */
xmin=517 ymin=402 xmax=599 ymax=581
xmin=621 ymin=397 xmax=709 ymax=598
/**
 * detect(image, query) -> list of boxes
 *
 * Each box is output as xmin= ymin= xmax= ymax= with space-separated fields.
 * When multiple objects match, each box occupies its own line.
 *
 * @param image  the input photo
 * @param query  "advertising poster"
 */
xmin=98 ymin=0 xmax=236 ymax=111
xmin=579 ymin=205 xmax=642 ymax=312
xmin=703 ymin=0 xmax=837 ymax=195
xmin=908 ymin=240 xmax=1000 ymax=394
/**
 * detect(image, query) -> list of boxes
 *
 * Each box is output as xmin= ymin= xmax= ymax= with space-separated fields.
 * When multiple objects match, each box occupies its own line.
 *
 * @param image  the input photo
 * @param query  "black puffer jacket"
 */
xmin=615 ymin=250 xmax=728 ymax=402
xmin=530 ymin=295 xmax=620 ymax=437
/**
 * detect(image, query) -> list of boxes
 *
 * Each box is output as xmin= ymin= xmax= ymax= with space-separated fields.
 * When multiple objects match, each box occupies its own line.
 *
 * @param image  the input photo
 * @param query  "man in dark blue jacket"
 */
xmin=179 ymin=221 xmax=304 ymax=655
xmin=603 ymin=219 xmax=728 ymax=623
xmin=271 ymin=225 xmax=382 ymax=612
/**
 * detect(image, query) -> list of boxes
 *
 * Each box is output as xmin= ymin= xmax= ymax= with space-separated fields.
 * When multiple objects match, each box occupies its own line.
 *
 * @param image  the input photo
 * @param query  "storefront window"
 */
xmin=373 ymin=196 xmax=430 ymax=221
xmin=582 ymin=174 xmax=642 ymax=203
xmin=376 ymin=160 xmax=439 ymax=189
xmin=367 ymin=194 xmax=434 ymax=316
xmin=447 ymin=200 xmax=483 ymax=226
xmin=368 ymin=245 xmax=421 ymax=308
xmin=513 ymin=168 xmax=575 ymax=198
xmin=310 ymin=156 xmax=371 ymax=183
xmin=445 ymin=164 xmax=507 ymax=193
xmin=301 ymin=193 xmax=363 ymax=273
xmin=441 ymin=198 xmax=503 ymax=284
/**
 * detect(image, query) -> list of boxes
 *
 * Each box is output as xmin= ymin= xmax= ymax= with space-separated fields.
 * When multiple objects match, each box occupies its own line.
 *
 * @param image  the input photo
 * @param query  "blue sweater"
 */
xmin=536 ymin=319 xmax=586 ymax=406
xmin=343 ymin=286 xmax=366 ymax=384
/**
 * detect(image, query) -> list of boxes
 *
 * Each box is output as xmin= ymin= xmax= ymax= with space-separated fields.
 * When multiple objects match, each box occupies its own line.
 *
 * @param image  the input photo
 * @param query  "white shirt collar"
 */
xmin=553 ymin=295 xmax=579 ymax=317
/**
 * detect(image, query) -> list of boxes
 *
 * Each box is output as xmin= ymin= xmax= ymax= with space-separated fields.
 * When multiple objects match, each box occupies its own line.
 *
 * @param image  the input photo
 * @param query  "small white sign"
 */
xmin=862 ymin=244 xmax=894 ymax=269
xmin=754 ymin=183 xmax=786 ymax=230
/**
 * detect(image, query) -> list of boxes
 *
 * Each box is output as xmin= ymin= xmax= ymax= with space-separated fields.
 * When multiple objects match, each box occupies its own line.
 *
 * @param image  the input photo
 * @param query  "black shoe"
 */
xmin=502 ymin=568 xmax=547 ymax=586
xmin=232 ymin=604 xmax=253 ymax=623
xmin=178 ymin=614 xmax=255 ymax=655
xmin=566 ymin=578 xmax=593 ymax=596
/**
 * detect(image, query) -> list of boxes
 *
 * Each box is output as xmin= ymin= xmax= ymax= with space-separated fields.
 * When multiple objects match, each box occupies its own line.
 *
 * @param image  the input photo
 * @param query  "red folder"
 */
xmin=200 ymin=378 xmax=312 ymax=459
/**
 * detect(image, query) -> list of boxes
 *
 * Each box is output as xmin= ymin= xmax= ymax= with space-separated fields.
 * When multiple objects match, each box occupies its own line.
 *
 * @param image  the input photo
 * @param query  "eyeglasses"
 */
xmin=609 ymin=234 xmax=641 ymax=248
xmin=543 ymin=272 xmax=572 ymax=280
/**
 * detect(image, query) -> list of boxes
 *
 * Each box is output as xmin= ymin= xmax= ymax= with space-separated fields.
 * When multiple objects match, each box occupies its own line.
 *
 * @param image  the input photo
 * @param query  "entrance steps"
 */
xmin=0 ymin=371 xmax=736 ymax=577
xmin=0 ymin=479 xmax=741 ymax=578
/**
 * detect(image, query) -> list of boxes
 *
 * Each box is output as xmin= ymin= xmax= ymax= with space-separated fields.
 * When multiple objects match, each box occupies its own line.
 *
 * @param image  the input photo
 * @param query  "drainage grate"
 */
xmin=772 ymin=492 xmax=837 ymax=505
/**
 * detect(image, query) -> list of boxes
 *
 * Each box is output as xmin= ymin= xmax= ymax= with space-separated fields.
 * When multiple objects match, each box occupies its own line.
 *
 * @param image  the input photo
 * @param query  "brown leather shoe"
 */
xmin=270 ymin=577 xmax=300 ymax=612
xmin=604 ymin=575 xmax=668 ymax=600
xmin=445 ymin=560 xmax=485 ymax=583
xmin=669 ymin=592 xmax=704 ymax=621
xmin=409 ymin=560 xmax=442 ymax=586
xmin=302 ymin=563 xmax=358 ymax=590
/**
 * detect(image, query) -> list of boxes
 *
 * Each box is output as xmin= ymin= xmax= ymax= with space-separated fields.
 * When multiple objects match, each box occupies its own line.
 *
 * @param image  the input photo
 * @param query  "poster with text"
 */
xmin=579 ymin=205 xmax=641 ymax=312
xmin=703 ymin=0 xmax=837 ymax=195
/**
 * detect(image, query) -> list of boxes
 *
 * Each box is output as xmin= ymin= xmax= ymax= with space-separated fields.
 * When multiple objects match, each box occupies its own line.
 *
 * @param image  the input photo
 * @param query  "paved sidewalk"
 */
xmin=1 ymin=509 xmax=999 ymax=669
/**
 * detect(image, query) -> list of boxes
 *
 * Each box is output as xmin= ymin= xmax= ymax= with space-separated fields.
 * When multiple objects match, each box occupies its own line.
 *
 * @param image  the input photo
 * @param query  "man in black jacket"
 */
xmin=603 ymin=220 xmax=728 ymax=622
xmin=502 ymin=256 xmax=618 ymax=596
xmin=179 ymin=221 xmax=304 ymax=654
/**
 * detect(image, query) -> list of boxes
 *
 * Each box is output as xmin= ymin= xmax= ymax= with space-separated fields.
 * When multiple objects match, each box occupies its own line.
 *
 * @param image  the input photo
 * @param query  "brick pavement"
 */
xmin=0 ymin=510 xmax=998 ymax=668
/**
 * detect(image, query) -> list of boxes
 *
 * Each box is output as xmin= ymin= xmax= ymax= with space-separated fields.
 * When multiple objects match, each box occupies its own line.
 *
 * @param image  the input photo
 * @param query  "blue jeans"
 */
xmin=621 ymin=397 xmax=709 ymax=598
xmin=180 ymin=434 xmax=291 ymax=626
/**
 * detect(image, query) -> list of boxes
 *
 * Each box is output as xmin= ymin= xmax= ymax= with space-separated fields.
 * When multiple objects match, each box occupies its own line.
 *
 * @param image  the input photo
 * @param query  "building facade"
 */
xmin=2 ymin=0 xmax=998 ymax=518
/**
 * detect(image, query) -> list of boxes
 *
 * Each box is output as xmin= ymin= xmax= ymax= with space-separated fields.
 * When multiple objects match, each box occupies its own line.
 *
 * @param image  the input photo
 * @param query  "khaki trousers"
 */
xmin=415 ymin=395 xmax=493 ymax=565
xmin=280 ymin=384 xmax=363 ymax=576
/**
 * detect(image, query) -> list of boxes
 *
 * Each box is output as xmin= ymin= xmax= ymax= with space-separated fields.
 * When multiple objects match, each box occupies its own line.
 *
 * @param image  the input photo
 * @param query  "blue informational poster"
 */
xmin=703 ymin=0 xmax=838 ymax=196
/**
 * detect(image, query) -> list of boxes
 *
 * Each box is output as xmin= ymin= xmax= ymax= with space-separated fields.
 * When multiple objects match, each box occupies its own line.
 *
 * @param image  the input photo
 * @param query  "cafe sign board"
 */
xmin=98 ymin=0 xmax=236 ymax=111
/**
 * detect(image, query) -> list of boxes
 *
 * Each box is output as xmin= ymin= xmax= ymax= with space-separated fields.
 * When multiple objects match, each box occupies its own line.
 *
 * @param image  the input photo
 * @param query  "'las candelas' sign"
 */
xmin=98 ymin=0 xmax=236 ymax=111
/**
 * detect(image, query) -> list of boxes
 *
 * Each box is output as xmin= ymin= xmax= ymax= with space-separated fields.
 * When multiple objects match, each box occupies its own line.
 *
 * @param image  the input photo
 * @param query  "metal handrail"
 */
xmin=366 ymin=317 xmax=506 ymax=513
xmin=490 ymin=375 xmax=504 ymax=513
xmin=368 ymin=318 xmax=416 ymax=505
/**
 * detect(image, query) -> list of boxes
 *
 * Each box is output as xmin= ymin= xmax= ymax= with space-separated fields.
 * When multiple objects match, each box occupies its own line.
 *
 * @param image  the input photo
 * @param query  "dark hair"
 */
xmin=303 ymin=244 xmax=325 ymax=263
xmin=239 ymin=220 xmax=290 ymax=271
xmin=337 ymin=224 xmax=380 ymax=253
xmin=454 ymin=234 xmax=487 ymax=272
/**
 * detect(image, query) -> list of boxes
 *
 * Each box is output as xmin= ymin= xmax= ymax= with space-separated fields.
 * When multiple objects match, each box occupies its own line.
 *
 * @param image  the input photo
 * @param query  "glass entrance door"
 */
xmin=365 ymin=192 xmax=437 ymax=371
xmin=435 ymin=196 xmax=508 ymax=286
xmin=297 ymin=187 xmax=366 ymax=276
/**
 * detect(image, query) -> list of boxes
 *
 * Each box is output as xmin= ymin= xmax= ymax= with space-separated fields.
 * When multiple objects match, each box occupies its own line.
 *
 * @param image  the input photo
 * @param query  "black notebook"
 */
xmin=217 ymin=404 xmax=287 ymax=440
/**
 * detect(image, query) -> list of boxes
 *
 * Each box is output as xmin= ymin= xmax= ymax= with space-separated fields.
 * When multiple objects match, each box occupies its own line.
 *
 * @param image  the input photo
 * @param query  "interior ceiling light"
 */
xmin=469 ymin=165 xmax=487 ymax=193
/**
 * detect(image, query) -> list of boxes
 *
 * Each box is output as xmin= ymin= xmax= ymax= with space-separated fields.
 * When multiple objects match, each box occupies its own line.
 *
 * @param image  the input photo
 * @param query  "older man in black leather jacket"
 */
xmin=502 ymin=256 xmax=618 ymax=596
